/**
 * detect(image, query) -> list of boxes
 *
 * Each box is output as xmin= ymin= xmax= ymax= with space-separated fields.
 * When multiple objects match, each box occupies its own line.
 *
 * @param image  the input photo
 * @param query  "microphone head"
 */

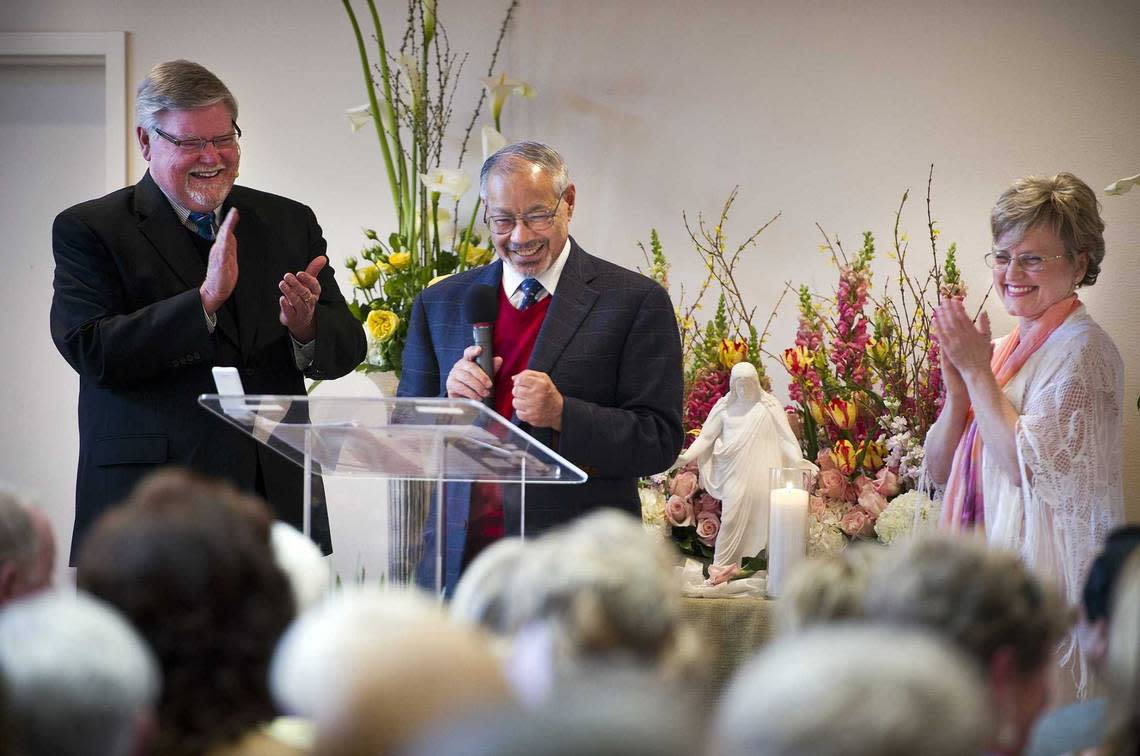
xmin=462 ymin=283 xmax=499 ymax=325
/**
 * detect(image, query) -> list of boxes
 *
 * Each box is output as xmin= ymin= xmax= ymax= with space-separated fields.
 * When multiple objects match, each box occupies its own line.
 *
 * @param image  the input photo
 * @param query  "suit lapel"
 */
xmin=134 ymin=171 xmax=240 ymax=347
xmin=527 ymin=240 xmax=598 ymax=375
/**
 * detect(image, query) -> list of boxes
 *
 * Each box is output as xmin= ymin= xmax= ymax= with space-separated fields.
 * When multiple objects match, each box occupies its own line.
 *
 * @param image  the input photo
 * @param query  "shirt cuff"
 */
xmin=292 ymin=336 xmax=315 ymax=370
xmin=203 ymin=308 xmax=217 ymax=333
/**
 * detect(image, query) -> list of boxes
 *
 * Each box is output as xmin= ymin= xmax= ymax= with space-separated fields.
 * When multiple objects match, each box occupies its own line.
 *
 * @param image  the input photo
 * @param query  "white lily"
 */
xmin=399 ymin=54 xmax=425 ymax=110
xmin=420 ymin=167 xmax=472 ymax=198
xmin=346 ymin=104 xmax=373 ymax=132
xmin=1105 ymin=172 xmax=1140 ymax=196
xmin=482 ymin=73 xmax=535 ymax=126
xmin=481 ymin=125 xmax=507 ymax=162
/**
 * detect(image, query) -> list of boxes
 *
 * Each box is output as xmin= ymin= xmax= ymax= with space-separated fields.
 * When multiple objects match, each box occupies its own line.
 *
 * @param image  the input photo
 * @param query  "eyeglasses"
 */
xmin=485 ymin=190 xmax=565 ymax=235
xmin=153 ymin=122 xmax=242 ymax=152
xmin=984 ymin=251 xmax=1069 ymax=273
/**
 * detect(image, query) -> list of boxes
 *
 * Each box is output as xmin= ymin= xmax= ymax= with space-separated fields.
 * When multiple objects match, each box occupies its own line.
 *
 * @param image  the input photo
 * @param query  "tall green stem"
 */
xmin=363 ymin=0 xmax=410 ymax=237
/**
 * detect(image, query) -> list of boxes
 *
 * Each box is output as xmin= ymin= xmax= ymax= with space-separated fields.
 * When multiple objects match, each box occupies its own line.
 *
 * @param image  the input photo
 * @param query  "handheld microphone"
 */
xmin=461 ymin=284 xmax=499 ymax=407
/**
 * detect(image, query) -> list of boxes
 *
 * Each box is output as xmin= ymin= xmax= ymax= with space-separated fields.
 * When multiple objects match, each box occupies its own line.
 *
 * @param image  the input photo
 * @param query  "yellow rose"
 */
xmin=376 ymin=260 xmax=394 ymax=274
xmin=388 ymin=251 xmax=412 ymax=270
xmin=427 ymin=273 xmax=453 ymax=287
xmin=461 ymin=243 xmax=494 ymax=267
xmin=366 ymin=309 xmax=400 ymax=342
xmin=351 ymin=264 xmax=380 ymax=289
xmin=718 ymin=338 xmax=748 ymax=370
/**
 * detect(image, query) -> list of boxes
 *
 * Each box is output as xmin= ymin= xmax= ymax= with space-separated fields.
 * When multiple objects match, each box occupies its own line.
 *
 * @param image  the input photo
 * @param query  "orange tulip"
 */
xmin=830 ymin=439 xmax=857 ymax=475
xmin=826 ymin=397 xmax=857 ymax=430
xmin=718 ymin=338 xmax=748 ymax=369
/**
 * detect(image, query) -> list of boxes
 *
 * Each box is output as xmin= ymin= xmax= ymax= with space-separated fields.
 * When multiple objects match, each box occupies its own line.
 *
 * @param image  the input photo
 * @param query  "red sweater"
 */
xmin=466 ymin=287 xmax=552 ymax=561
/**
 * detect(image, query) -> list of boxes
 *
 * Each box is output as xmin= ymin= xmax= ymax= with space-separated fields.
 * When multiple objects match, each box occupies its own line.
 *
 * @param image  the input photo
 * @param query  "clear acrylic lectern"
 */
xmin=199 ymin=394 xmax=586 ymax=593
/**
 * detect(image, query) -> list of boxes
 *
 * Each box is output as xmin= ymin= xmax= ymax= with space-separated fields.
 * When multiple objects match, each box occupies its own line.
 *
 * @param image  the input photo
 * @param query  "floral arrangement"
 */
xmin=782 ymin=168 xmax=963 ymax=555
xmin=340 ymin=0 xmax=531 ymax=375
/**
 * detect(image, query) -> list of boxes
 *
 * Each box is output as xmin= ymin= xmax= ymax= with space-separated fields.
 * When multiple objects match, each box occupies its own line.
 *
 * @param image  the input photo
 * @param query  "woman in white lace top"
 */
xmin=924 ymin=172 xmax=1124 ymax=694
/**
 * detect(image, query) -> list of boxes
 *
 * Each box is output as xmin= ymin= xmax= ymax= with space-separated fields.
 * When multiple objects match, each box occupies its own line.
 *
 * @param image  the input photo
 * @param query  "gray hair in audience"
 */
xmin=775 ymin=543 xmax=883 ymax=636
xmin=0 ymin=490 xmax=37 ymax=575
xmin=0 ymin=590 xmax=160 ymax=756
xmin=135 ymin=59 xmax=238 ymax=132
xmin=714 ymin=624 xmax=989 ymax=756
xmin=480 ymin=141 xmax=571 ymax=199
xmin=863 ymin=535 xmax=1070 ymax=674
xmin=450 ymin=537 xmax=529 ymax=634
xmin=504 ymin=509 xmax=699 ymax=678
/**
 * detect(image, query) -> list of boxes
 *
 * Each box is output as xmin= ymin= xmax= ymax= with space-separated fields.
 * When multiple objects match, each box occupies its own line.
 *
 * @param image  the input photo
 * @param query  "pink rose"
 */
xmin=670 ymin=471 xmax=699 ymax=498
xmin=818 ymin=469 xmax=849 ymax=501
xmin=874 ymin=467 xmax=902 ymax=498
xmin=857 ymin=487 xmax=888 ymax=517
xmin=852 ymin=475 xmax=875 ymax=497
xmin=816 ymin=447 xmax=838 ymax=472
xmin=665 ymin=495 xmax=694 ymax=527
xmin=695 ymin=511 xmax=720 ymax=546
xmin=839 ymin=508 xmax=875 ymax=538
xmin=695 ymin=492 xmax=721 ymax=516
xmin=809 ymin=495 xmax=829 ymax=519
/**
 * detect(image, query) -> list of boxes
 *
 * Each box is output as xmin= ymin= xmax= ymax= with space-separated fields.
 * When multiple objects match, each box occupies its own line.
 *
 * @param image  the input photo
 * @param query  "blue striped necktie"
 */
xmin=188 ymin=211 xmax=216 ymax=241
xmin=518 ymin=278 xmax=544 ymax=310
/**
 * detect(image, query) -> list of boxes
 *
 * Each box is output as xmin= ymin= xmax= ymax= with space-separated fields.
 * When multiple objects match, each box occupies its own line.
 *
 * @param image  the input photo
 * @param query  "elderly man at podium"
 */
xmin=50 ymin=60 xmax=365 ymax=558
xmin=399 ymin=142 xmax=684 ymax=585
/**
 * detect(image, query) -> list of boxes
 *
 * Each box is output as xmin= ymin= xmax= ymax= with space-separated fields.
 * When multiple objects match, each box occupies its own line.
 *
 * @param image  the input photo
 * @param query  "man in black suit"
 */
xmin=398 ymin=142 xmax=683 ymax=585
xmin=51 ymin=60 xmax=365 ymax=557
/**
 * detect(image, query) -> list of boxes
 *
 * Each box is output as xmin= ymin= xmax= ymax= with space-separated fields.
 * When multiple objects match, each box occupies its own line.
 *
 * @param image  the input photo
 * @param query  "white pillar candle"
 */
xmin=767 ymin=482 xmax=809 ymax=598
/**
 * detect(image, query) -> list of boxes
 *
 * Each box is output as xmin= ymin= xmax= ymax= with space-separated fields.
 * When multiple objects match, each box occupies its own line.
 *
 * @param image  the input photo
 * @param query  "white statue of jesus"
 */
xmin=674 ymin=362 xmax=815 ymax=580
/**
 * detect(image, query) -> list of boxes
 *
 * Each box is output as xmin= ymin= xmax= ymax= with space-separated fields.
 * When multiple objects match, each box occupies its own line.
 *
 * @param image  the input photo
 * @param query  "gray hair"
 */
xmin=863 ymin=535 xmax=1071 ymax=674
xmin=715 ymin=624 xmax=989 ymax=756
xmin=450 ymin=536 xmax=529 ymax=634
xmin=479 ymin=141 xmax=571 ymax=199
xmin=991 ymin=172 xmax=1105 ymax=287
xmin=775 ymin=543 xmax=883 ymax=637
xmin=0 ymin=489 xmax=37 ymax=577
xmin=135 ymin=59 xmax=238 ymax=132
xmin=0 ymin=590 xmax=161 ymax=756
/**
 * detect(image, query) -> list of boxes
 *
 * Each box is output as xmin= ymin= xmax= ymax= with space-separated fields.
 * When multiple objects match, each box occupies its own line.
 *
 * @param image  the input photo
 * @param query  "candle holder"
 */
xmin=767 ymin=467 xmax=811 ymax=598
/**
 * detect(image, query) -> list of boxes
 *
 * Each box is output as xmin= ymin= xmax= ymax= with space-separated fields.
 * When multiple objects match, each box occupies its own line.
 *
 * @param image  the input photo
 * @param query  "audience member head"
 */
xmin=450 ymin=536 xmax=529 ymax=634
xmin=863 ymin=535 xmax=1070 ymax=755
xmin=1103 ymin=550 xmax=1140 ymax=755
xmin=503 ymin=509 xmax=702 ymax=697
xmin=1078 ymin=525 xmax=1140 ymax=669
xmin=0 ymin=490 xmax=55 ymax=604
xmin=270 ymin=520 xmax=330 ymax=614
xmin=272 ymin=586 xmax=510 ymax=755
xmin=990 ymin=171 xmax=1105 ymax=287
xmin=714 ymin=624 xmax=988 ymax=756
xmin=775 ymin=543 xmax=881 ymax=636
xmin=0 ymin=590 xmax=160 ymax=756
xmin=76 ymin=468 xmax=294 ymax=756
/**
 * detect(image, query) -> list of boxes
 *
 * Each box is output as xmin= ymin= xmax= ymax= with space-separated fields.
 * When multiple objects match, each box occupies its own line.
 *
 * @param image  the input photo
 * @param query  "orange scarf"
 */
xmin=940 ymin=295 xmax=1080 ymax=532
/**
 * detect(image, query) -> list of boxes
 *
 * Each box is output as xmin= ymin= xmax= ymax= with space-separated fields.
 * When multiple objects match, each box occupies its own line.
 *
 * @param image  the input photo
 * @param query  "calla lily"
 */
xmin=482 ymin=73 xmax=535 ymax=126
xmin=830 ymin=440 xmax=857 ymax=475
xmin=826 ymin=397 xmax=857 ymax=430
xmin=1105 ymin=172 xmax=1140 ymax=196
xmin=346 ymin=104 xmax=373 ymax=132
xmin=422 ymin=0 xmax=437 ymax=45
xmin=400 ymin=54 xmax=425 ymax=110
xmin=419 ymin=168 xmax=471 ymax=198
xmin=718 ymin=338 xmax=748 ymax=370
xmin=481 ymin=124 xmax=507 ymax=162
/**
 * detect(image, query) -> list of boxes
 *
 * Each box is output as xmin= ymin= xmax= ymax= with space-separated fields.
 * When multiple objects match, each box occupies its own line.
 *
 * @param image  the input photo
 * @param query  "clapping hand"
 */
xmin=279 ymin=256 xmax=326 ymax=343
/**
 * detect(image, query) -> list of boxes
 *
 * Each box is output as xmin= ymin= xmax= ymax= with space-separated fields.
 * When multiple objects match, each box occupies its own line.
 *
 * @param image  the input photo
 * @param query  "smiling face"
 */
xmin=483 ymin=165 xmax=574 ymax=278
xmin=138 ymin=102 xmax=240 ymax=212
xmin=993 ymin=223 xmax=1086 ymax=324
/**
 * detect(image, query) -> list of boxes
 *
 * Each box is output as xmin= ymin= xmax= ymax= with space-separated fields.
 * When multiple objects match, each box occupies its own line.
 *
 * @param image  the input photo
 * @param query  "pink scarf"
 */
xmin=940 ymin=295 xmax=1080 ymax=532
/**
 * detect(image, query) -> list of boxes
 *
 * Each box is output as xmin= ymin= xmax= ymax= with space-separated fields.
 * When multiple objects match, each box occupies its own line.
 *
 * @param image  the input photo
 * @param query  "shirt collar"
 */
xmin=156 ymin=186 xmax=224 ymax=236
xmin=501 ymin=237 xmax=572 ymax=300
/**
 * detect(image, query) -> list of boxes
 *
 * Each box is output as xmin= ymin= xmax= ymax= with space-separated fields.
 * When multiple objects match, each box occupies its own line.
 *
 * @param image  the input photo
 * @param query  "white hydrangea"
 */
xmin=874 ymin=489 xmax=936 ymax=545
xmin=808 ymin=519 xmax=848 ymax=557
xmin=639 ymin=486 xmax=667 ymax=532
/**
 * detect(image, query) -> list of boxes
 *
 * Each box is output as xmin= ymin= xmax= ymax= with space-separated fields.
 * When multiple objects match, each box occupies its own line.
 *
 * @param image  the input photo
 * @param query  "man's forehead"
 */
xmin=484 ymin=168 xmax=560 ymax=208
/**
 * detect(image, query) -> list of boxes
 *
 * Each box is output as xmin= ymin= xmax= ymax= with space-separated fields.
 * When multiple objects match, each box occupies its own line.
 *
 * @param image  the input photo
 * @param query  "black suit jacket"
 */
xmin=398 ymin=240 xmax=684 ymax=585
xmin=51 ymin=172 xmax=366 ymax=556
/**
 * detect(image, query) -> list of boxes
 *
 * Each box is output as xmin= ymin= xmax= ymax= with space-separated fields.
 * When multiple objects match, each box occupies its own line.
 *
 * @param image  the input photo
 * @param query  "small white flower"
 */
xmin=346 ymin=104 xmax=373 ymax=132
xmin=481 ymin=124 xmax=508 ymax=162
xmin=1105 ymin=173 xmax=1140 ymax=196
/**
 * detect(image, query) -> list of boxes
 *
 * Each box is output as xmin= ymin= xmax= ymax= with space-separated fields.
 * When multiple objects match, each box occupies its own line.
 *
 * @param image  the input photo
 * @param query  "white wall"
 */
xmin=4 ymin=0 xmax=1139 ymax=524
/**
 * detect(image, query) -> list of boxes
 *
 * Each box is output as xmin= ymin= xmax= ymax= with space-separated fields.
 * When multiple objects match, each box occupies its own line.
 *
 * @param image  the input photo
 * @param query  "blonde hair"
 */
xmin=1103 ymin=550 xmax=1140 ymax=755
xmin=776 ymin=544 xmax=882 ymax=636
xmin=990 ymin=172 xmax=1105 ymax=286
